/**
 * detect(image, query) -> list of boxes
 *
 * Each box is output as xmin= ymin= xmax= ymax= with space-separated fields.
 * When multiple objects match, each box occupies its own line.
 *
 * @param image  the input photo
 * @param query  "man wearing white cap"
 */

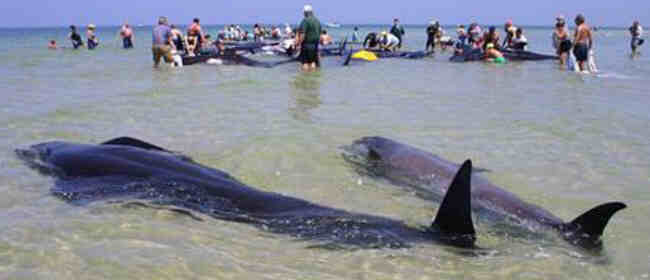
xmin=295 ymin=5 xmax=322 ymax=71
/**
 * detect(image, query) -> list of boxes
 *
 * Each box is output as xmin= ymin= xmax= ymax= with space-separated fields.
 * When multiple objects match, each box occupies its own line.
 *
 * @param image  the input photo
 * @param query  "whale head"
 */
xmin=15 ymin=142 xmax=67 ymax=177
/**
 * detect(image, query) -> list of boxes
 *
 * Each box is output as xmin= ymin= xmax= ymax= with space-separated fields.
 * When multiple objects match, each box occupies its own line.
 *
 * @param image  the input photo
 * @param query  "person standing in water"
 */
xmin=68 ymin=25 xmax=84 ymax=49
xmin=573 ymin=14 xmax=593 ymax=72
xmin=151 ymin=16 xmax=174 ymax=68
xmin=187 ymin=18 xmax=205 ymax=55
xmin=502 ymin=20 xmax=517 ymax=49
xmin=553 ymin=19 xmax=572 ymax=65
xmin=295 ymin=5 xmax=322 ymax=71
xmin=170 ymin=24 xmax=186 ymax=53
xmin=86 ymin=24 xmax=99 ymax=50
xmin=390 ymin=18 xmax=405 ymax=50
xmin=350 ymin=26 xmax=361 ymax=43
xmin=120 ymin=23 xmax=134 ymax=49
xmin=425 ymin=20 xmax=439 ymax=52
xmin=629 ymin=20 xmax=644 ymax=55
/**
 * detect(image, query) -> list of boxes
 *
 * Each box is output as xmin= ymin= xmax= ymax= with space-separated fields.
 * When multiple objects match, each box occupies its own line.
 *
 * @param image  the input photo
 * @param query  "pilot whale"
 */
xmin=342 ymin=136 xmax=626 ymax=250
xmin=16 ymin=137 xmax=477 ymax=249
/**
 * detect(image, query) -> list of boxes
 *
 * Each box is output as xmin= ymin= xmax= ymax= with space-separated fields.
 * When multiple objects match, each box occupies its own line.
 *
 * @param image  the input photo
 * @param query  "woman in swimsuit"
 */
xmin=553 ymin=21 xmax=572 ymax=65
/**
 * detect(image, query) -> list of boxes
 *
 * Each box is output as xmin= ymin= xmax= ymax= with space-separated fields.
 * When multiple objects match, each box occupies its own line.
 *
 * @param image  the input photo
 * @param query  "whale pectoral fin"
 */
xmin=431 ymin=160 xmax=476 ymax=247
xmin=102 ymin=137 xmax=169 ymax=152
xmin=52 ymin=175 xmax=155 ymax=205
xmin=563 ymin=202 xmax=627 ymax=250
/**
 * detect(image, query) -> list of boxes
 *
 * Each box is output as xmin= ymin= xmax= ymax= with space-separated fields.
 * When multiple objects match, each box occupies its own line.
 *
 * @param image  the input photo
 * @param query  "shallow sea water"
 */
xmin=0 ymin=25 xmax=649 ymax=279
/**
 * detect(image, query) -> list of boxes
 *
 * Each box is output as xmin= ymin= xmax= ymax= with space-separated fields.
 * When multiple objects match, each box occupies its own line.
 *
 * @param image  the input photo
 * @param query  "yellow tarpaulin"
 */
xmin=351 ymin=50 xmax=378 ymax=61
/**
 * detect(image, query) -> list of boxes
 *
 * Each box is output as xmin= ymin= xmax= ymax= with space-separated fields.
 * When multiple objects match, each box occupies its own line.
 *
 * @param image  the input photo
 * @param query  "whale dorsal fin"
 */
xmin=431 ymin=160 xmax=476 ymax=246
xmin=563 ymin=202 xmax=627 ymax=249
xmin=102 ymin=137 xmax=169 ymax=152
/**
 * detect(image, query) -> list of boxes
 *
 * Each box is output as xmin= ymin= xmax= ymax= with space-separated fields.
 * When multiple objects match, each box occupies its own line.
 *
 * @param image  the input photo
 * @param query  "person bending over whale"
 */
xmin=379 ymin=31 xmax=400 ymax=52
xmin=15 ymin=137 xmax=478 ymax=249
xmin=363 ymin=32 xmax=380 ymax=50
xmin=342 ymin=136 xmax=626 ymax=250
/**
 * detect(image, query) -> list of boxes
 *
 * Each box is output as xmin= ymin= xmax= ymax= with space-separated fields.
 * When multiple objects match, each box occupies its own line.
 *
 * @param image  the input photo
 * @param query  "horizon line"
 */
xmin=0 ymin=23 xmax=632 ymax=29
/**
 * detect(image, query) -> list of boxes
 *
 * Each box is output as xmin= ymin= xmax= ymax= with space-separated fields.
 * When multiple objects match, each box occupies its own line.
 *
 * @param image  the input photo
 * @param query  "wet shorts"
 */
xmin=152 ymin=45 xmax=173 ymax=64
xmin=559 ymin=40 xmax=572 ymax=53
xmin=300 ymin=43 xmax=319 ymax=64
xmin=573 ymin=43 xmax=589 ymax=62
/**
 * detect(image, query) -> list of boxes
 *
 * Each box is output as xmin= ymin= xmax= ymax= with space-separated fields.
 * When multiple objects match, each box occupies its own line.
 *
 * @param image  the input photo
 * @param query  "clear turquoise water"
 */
xmin=0 ymin=25 xmax=649 ymax=279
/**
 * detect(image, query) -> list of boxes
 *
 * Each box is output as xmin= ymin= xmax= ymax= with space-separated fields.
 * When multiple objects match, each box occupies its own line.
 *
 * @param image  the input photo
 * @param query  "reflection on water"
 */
xmin=289 ymin=71 xmax=322 ymax=123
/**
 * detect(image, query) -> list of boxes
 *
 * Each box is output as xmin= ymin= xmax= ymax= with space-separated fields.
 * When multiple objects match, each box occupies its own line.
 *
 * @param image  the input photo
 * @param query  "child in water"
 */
xmin=48 ymin=40 xmax=57 ymax=50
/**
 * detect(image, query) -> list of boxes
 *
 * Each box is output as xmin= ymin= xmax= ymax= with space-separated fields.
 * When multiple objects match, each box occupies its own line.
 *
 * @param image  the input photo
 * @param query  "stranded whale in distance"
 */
xmin=16 ymin=137 xmax=477 ymax=249
xmin=342 ymin=136 xmax=626 ymax=250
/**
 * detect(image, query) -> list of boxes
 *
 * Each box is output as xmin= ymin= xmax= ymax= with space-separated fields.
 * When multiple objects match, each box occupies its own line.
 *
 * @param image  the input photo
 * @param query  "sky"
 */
xmin=2 ymin=0 xmax=647 ymax=28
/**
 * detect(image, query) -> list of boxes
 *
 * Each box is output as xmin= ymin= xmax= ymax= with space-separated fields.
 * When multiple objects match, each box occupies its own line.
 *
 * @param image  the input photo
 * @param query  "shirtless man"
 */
xmin=120 ymin=23 xmax=134 ymax=49
xmin=187 ymin=18 xmax=205 ymax=55
xmin=320 ymin=30 xmax=333 ymax=46
xmin=573 ymin=14 xmax=593 ymax=72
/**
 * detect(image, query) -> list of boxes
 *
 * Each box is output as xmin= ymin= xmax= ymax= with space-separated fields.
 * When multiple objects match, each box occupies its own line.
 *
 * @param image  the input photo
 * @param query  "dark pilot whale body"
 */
xmin=16 ymin=137 xmax=477 ymax=249
xmin=342 ymin=136 xmax=626 ymax=250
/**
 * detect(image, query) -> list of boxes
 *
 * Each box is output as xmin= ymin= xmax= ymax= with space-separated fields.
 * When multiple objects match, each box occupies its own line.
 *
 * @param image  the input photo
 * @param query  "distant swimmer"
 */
xmin=120 ymin=23 xmax=134 ymax=49
xmin=151 ymin=16 xmax=175 ymax=68
xmin=363 ymin=32 xmax=379 ymax=49
xmin=68 ymin=25 xmax=84 ymax=49
xmin=295 ymin=4 xmax=322 ymax=71
xmin=553 ymin=18 xmax=572 ymax=65
xmin=320 ymin=29 xmax=333 ymax=46
xmin=350 ymin=26 xmax=361 ymax=43
xmin=573 ymin=14 xmax=593 ymax=72
xmin=379 ymin=31 xmax=400 ymax=52
xmin=629 ymin=20 xmax=644 ymax=55
xmin=86 ymin=24 xmax=99 ymax=50
xmin=48 ymin=40 xmax=57 ymax=50
xmin=390 ymin=18 xmax=405 ymax=49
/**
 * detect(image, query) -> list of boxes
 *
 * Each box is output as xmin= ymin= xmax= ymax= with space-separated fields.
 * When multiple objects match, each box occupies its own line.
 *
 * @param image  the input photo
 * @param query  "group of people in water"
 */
xmin=52 ymin=6 xmax=645 ymax=73
xmin=48 ymin=23 xmax=134 ymax=51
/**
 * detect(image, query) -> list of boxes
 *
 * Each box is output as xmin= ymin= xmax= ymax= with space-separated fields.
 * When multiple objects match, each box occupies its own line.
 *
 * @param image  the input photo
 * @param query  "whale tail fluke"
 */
xmin=562 ymin=202 xmax=627 ymax=250
xmin=430 ymin=160 xmax=476 ymax=247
